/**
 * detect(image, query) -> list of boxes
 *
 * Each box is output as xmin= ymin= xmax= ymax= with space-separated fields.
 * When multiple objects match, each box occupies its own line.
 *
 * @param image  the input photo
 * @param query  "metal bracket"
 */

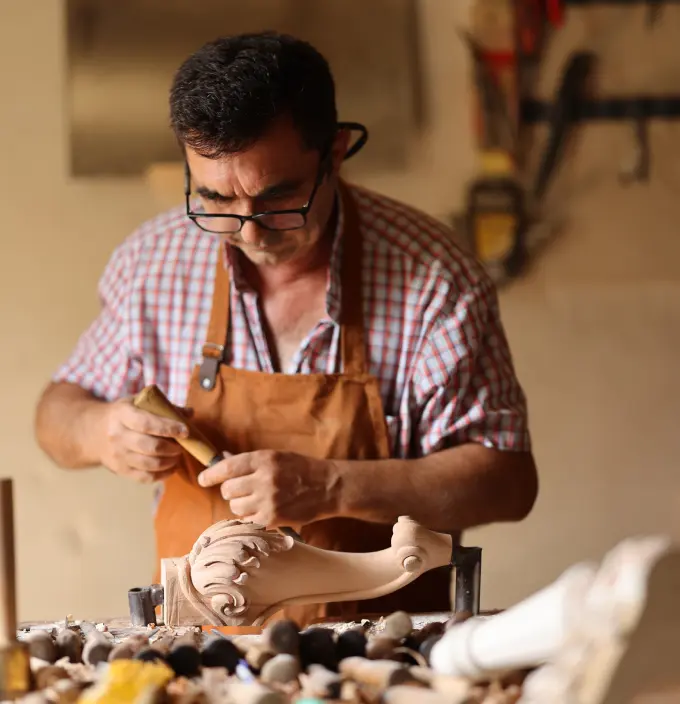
xmin=128 ymin=584 xmax=165 ymax=627
xmin=450 ymin=546 xmax=482 ymax=615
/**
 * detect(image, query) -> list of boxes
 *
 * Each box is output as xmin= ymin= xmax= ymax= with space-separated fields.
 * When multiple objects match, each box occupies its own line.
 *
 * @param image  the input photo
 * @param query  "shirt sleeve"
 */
xmin=412 ymin=274 xmax=531 ymax=456
xmin=51 ymin=239 xmax=144 ymax=401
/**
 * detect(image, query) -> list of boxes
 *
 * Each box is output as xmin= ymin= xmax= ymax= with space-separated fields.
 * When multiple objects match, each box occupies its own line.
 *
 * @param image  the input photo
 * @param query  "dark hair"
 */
xmin=169 ymin=32 xmax=338 ymax=158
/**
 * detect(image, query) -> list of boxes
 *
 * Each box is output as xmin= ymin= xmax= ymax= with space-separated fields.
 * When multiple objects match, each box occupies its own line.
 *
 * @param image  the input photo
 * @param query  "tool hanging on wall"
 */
xmin=546 ymin=0 xmax=566 ymax=24
xmin=462 ymin=0 xmax=591 ymax=284
xmin=646 ymin=0 xmax=664 ymax=26
xmin=524 ymin=93 xmax=680 ymax=189
xmin=532 ymin=51 xmax=596 ymax=201
xmin=462 ymin=0 xmax=680 ymax=284
xmin=462 ymin=25 xmax=526 ymax=282
xmin=619 ymin=113 xmax=650 ymax=184
xmin=462 ymin=0 xmax=527 ymax=283
xmin=558 ymin=0 xmax=679 ymax=27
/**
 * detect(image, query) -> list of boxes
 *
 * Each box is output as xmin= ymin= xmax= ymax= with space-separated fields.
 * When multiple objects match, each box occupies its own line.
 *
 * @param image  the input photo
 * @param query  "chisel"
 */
xmin=133 ymin=384 xmax=303 ymax=542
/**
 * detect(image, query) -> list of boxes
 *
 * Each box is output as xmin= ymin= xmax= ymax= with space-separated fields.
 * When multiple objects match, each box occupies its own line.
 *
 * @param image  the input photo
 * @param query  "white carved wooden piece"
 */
xmin=430 ymin=536 xmax=680 ymax=704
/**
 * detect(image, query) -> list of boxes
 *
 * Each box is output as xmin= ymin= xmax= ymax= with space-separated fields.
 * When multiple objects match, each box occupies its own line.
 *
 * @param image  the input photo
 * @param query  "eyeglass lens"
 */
xmin=192 ymin=210 xmax=307 ymax=234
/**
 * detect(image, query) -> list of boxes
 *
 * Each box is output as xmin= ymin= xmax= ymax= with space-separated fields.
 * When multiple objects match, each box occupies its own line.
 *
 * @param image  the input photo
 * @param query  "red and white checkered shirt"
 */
xmin=53 ymin=183 xmax=531 ymax=458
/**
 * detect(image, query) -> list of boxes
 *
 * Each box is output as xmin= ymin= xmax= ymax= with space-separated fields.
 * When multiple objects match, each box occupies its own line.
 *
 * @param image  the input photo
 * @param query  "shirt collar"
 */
xmin=222 ymin=187 xmax=346 ymax=325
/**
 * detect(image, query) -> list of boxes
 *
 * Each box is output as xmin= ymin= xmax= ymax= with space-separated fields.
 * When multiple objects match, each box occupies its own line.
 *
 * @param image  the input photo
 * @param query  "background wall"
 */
xmin=2 ymin=0 xmax=680 ymax=621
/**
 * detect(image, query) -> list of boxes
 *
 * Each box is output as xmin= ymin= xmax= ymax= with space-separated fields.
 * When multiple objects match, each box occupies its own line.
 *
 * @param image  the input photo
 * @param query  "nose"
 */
xmin=239 ymin=220 xmax=263 ymax=246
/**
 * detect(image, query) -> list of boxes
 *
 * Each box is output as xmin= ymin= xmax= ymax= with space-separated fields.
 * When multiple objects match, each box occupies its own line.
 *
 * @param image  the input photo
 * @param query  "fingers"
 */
xmin=126 ymin=468 xmax=176 ymax=484
xmin=115 ymin=427 xmax=183 ymax=473
xmin=128 ymin=431 xmax=183 ymax=458
xmin=198 ymin=454 xmax=253 ymax=487
xmin=100 ymin=396 xmax=192 ymax=483
xmin=229 ymin=496 xmax=259 ymax=520
xmin=219 ymin=475 xmax=252 ymax=501
xmin=126 ymin=450 xmax=179 ymax=474
xmin=120 ymin=403 xmax=189 ymax=439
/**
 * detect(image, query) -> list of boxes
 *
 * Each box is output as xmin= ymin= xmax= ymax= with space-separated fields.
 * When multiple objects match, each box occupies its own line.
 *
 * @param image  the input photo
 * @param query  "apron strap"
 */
xmin=338 ymin=182 xmax=367 ymax=376
xmin=198 ymin=181 xmax=367 ymax=389
xmin=199 ymin=247 xmax=231 ymax=391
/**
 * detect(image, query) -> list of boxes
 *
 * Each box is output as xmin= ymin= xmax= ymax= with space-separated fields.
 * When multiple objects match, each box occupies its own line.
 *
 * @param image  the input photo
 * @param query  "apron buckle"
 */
xmin=199 ymin=343 xmax=224 ymax=391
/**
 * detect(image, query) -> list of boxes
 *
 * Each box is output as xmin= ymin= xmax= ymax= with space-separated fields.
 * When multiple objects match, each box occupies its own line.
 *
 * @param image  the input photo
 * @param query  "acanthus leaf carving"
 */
xmin=177 ymin=520 xmax=295 ymax=626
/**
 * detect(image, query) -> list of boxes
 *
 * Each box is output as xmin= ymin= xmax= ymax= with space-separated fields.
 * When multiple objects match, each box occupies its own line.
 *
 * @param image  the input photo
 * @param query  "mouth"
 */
xmin=236 ymin=239 xmax=288 ymax=253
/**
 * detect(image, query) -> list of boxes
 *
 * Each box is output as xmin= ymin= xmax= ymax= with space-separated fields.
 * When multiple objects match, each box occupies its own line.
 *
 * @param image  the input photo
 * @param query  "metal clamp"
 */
xmin=450 ymin=546 xmax=482 ymax=615
xmin=199 ymin=342 xmax=225 ymax=391
xmin=128 ymin=584 xmax=164 ymax=627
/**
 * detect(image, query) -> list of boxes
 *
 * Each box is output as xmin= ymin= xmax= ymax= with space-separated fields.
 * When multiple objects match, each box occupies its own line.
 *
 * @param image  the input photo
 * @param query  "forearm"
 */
xmin=34 ymin=382 xmax=108 ymax=469
xmin=331 ymin=444 xmax=538 ymax=533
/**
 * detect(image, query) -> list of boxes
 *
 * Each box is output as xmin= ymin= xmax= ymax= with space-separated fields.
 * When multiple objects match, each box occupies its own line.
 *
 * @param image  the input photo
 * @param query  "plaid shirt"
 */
xmin=53 ymin=183 xmax=531 ymax=458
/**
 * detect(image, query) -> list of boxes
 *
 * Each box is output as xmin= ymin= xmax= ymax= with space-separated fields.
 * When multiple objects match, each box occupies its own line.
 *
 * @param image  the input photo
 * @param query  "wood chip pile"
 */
xmin=11 ymin=611 xmax=529 ymax=703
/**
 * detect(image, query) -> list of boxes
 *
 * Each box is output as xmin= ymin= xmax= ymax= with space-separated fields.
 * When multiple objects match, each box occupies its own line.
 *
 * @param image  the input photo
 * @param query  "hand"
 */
xmin=95 ymin=397 xmax=189 ymax=484
xmin=197 ymin=450 xmax=339 ymax=527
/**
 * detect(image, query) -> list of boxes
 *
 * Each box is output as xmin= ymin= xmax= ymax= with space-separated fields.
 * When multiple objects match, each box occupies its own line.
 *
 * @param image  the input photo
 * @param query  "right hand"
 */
xmin=96 ymin=397 xmax=189 ymax=483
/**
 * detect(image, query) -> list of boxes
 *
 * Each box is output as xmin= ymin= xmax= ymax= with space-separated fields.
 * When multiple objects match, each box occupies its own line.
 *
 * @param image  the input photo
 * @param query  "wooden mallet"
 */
xmin=133 ymin=385 xmax=302 ymax=542
xmin=0 ymin=478 xmax=30 ymax=698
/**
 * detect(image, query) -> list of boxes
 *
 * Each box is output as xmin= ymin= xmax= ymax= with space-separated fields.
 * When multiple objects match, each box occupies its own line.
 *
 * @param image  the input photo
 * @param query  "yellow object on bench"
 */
xmin=79 ymin=659 xmax=174 ymax=703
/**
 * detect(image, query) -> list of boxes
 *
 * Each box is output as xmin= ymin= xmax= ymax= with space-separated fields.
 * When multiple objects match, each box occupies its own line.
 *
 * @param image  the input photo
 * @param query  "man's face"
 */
xmin=186 ymin=118 xmax=347 ymax=267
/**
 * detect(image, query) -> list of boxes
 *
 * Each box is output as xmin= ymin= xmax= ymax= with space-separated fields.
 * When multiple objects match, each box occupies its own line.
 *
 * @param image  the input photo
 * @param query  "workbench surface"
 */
xmin=18 ymin=612 xmax=455 ymax=643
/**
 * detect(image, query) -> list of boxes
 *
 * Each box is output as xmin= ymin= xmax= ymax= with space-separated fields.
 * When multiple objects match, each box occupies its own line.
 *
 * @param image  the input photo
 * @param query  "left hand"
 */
xmin=197 ymin=450 xmax=339 ymax=527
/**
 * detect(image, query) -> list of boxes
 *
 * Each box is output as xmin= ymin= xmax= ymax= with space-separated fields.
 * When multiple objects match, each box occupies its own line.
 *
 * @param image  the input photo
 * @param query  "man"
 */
xmin=35 ymin=32 xmax=537 ymax=622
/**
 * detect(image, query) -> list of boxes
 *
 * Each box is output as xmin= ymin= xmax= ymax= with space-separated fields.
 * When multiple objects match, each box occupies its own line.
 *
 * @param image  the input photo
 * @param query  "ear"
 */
xmin=330 ymin=128 xmax=351 ymax=174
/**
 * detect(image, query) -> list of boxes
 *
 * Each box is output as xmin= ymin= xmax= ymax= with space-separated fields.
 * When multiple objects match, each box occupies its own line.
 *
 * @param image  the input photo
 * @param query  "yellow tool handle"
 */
xmin=133 ymin=385 xmax=221 ymax=467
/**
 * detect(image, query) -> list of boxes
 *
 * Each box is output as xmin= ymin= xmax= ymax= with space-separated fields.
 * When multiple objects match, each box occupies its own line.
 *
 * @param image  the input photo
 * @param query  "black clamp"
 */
xmin=128 ymin=584 xmax=165 ymax=627
xmin=450 ymin=545 xmax=482 ymax=616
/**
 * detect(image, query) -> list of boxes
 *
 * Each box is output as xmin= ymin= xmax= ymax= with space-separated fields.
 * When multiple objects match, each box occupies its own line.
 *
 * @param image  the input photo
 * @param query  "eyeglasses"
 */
xmin=184 ymin=122 xmax=368 ymax=235
xmin=185 ymin=152 xmax=328 ymax=235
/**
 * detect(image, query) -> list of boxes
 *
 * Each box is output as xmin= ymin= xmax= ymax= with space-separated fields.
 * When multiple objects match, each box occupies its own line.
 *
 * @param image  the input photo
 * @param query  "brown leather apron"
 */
xmin=153 ymin=184 xmax=451 ymax=624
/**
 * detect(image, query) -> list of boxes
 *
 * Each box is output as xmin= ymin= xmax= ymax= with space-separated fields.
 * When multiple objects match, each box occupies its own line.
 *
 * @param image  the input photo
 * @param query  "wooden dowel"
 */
xmin=0 ymin=479 xmax=17 ymax=645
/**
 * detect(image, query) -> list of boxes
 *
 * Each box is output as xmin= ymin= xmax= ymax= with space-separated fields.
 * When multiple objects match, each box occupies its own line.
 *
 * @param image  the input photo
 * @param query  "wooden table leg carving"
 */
xmin=160 ymin=516 xmax=454 ymax=628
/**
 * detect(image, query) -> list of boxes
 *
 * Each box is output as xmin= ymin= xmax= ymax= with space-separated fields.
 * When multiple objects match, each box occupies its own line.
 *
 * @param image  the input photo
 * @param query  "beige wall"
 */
xmin=2 ymin=0 xmax=680 ymax=621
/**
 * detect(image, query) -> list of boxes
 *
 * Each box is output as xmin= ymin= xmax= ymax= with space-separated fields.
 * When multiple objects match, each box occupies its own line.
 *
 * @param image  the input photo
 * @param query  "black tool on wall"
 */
xmin=523 ymin=95 xmax=680 ymax=186
xmin=553 ymin=0 xmax=679 ymax=27
xmin=532 ymin=51 xmax=596 ymax=202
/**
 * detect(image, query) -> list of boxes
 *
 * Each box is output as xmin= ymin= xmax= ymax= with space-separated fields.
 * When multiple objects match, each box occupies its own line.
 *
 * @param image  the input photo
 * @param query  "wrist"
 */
xmin=323 ymin=458 xmax=349 ymax=519
xmin=79 ymin=399 xmax=111 ymax=466
xmin=322 ymin=456 xmax=416 ymax=524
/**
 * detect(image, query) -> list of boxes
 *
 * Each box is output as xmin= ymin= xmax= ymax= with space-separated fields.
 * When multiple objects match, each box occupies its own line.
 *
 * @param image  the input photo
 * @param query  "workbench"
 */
xmin=17 ymin=612 xmax=457 ymax=645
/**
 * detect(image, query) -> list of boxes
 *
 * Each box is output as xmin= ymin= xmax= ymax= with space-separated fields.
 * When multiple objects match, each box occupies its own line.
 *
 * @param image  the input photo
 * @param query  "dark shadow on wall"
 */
xmin=65 ymin=0 xmax=424 ymax=177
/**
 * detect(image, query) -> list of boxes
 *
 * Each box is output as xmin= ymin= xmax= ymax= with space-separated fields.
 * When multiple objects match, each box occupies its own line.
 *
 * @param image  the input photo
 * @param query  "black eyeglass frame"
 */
xmin=184 ymin=121 xmax=368 ymax=234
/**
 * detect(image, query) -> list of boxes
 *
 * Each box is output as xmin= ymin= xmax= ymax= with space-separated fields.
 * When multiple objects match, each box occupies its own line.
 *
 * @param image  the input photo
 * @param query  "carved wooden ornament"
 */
xmin=160 ymin=516 xmax=453 ymax=627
